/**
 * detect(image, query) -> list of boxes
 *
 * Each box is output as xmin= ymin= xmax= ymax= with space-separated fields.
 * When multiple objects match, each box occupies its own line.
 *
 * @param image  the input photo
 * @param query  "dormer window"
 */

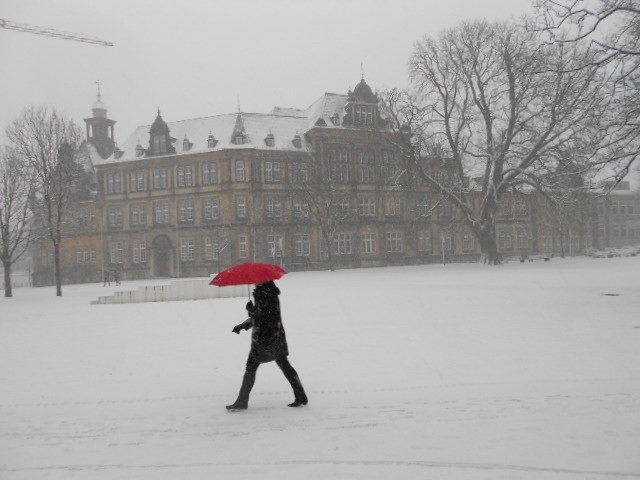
xmin=183 ymin=135 xmax=192 ymax=152
xmin=354 ymin=105 xmax=375 ymax=125
xmin=265 ymin=133 xmax=275 ymax=147
xmin=152 ymin=135 xmax=167 ymax=154
xmin=136 ymin=142 xmax=144 ymax=158
xmin=207 ymin=133 xmax=217 ymax=149
xmin=234 ymin=132 xmax=245 ymax=145
xmin=292 ymin=134 xmax=302 ymax=149
xmin=331 ymin=113 xmax=341 ymax=126
xmin=113 ymin=144 xmax=124 ymax=160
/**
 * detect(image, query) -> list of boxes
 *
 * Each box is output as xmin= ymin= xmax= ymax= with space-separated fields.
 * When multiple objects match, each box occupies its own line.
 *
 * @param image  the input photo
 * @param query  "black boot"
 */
xmin=276 ymin=357 xmax=308 ymax=408
xmin=227 ymin=362 xmax=257 ymax=411
xmin=288 ymin=395 xmax=308 ymax=408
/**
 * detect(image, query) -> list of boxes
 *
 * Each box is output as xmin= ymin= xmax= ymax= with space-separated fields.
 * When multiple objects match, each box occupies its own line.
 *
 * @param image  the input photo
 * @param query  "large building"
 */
xmin=30 ymin=78 xmax=639 ymax=286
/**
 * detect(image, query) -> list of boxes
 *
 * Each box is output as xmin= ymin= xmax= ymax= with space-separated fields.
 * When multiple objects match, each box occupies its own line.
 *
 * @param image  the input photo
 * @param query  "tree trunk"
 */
xmin=54 ymin=242 xmax=62 ymax=296
xmin=477 ymin=224 xmax=501 ymax=265
xmin=3 ymin=260 xmax=12 ymax=297
xmin=325 ymin=233 xmax=335 ymax=272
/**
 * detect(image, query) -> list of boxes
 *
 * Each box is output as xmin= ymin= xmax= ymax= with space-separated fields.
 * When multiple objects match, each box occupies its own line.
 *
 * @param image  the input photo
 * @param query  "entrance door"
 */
xmin=152 ymin=235 xmax=172 ymax=277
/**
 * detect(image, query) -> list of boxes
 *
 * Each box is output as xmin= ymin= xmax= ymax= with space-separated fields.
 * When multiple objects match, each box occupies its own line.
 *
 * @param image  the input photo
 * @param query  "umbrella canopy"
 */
xmin=210 ymin=262 xmax=288 ymax=286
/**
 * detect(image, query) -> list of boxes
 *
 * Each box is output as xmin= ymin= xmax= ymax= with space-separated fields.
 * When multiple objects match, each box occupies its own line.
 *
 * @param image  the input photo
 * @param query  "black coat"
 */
xmin=236 ymin=281 xmax=289 ymax=363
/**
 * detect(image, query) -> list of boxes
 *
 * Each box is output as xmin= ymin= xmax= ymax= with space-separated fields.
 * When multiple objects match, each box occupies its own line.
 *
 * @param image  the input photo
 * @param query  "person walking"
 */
xmin=227 ymin=280 xmax=307 ymax=411
xmin=103 ymin=270 xmax=110 ymax=286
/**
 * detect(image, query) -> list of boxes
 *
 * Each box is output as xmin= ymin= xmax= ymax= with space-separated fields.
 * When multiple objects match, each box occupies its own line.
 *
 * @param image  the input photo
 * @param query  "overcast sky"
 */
xmin=1 ymin=0 xmax=535 ymax=146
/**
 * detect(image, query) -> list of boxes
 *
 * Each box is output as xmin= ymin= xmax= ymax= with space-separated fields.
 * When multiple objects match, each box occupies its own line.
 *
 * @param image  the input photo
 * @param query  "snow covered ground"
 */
xmin=1 ymin=257 xmax=639 ymax=480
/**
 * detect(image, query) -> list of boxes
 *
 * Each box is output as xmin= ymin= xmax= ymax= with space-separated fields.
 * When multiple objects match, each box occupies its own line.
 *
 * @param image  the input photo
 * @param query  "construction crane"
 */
xmin=0 ymin=18 xmax=113 ymax=46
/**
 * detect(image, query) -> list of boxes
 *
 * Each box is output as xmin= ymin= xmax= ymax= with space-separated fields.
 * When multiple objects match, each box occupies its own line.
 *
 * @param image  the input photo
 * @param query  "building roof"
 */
xmin=92 ymin=92 xmax=352 ymax=166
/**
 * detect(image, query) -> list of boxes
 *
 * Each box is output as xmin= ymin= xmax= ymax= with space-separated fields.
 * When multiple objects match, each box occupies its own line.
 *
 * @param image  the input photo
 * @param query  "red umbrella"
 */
xmin=209 ymin=262 xmax=288 ymax=287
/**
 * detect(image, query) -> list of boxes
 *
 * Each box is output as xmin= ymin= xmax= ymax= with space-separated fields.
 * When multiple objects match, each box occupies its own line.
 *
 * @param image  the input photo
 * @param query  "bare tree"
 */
xmin=533 ymin=0 xmax=640 ymax=177
xmin=5 ymin=107 xmax=86 ymax=296
xmin=0 ymin=147 xmax=34 ymax=297
xmin=381 ymin=19 xmax=623 ymax=264
xmin=294 ymin=157 xmax=351 ymax=271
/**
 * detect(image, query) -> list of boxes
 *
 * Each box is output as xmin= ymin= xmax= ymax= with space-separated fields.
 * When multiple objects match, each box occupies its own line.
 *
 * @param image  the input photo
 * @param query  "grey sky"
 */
xmin=1 ymin=0 xmax=534 ymax=145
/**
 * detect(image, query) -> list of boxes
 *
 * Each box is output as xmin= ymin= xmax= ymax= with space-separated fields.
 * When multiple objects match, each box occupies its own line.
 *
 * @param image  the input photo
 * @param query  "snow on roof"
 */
xmin=94 ymin=93 xmax=350 ymax=165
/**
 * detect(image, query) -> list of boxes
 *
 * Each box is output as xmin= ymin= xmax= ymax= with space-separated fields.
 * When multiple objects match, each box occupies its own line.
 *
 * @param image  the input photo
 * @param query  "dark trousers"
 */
xmin=234 ymin=355 xmax=306 ymax=406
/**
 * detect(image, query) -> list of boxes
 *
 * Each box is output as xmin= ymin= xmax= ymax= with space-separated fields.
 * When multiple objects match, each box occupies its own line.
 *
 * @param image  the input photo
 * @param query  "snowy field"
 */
xmin=1 ymin=257 xmax=639 ymax=480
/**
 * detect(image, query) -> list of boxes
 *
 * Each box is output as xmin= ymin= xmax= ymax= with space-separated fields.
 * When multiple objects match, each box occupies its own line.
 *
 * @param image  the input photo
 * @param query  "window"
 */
xmin=354 ymin=105 xmax=374 ymax=124
xmin=75 ymin=211 xmax=96 ymax=228
xmin=386 ymin=232 xmax=403 ymax=252
xmin=385 ymin=197 xmax=401 ymax=216
xmin=358 ymin=198 xmax=376 ymax=217
xmin=235 ymin=160 xmax=245 ymax=182
xmin=266 ymin=197 xmax=283 ymax=218
xmin=357 ymin=165 xmax=375 ymax=184
xmin=154 ymin=202 xmax=170 ymax=224
xmin=267 ymin=235 xmax=283 ymax=258
xmin=517 ymin=229 xmax=529 ymax=249
xmin=180 ymin=239 xmax=195 ymax=261
xmin=265 ymin=162 xmax=281 ymax=183
xmin=205 ymin=238 xmax=219 ymax=260
xmin=417 ymin=199 xmax=430 ymax=217
xmin=361 ymin=233 xmax=377 ymax=254
xmin=334 ymin=233 xmax=352 ymax=255
xmin=418 ymin=231 xmax=432 ymax=252
xmin=203 ymin=197 xmax=220 ymax=220
xmin=202 ymin=162 xmax=218 ymax=185
xmin=130 ymin=204 xmax=146 ymax=226
xmin=179 ymin=199 xmax=194 ymax=222
xmin=295 ymin=234 xmax=311 ymax=256
xmin=106 ymin=173 xmax=122 ymax=194
xmin=238 ymin=235 xmax=248 ymax=259
xmin=331 ymin=163 xmax=350 ymax=183
xmin=329 ymin=148 xmax=350 ymax=183
xmin=207 ymin=135 xmax=217 ymax=149
xmin=178 ymin=166 xmax=194 ymax=187
xmin=338 ymin=198 xmax=350 ymax=216
xmin=153 ymin=169 xmax=169 ymax=190
xmin=382 ymin=151 xmax=401 ymax=184
xmin=293 ymin=163 xmax=308 ymax=183
xmin=133 ymin=242 xmax=146 ymax=263
xmin=110 ymin=242 xmax=124 ymax=264
xmin=236 ymin=197 xmax=246 ymax=218
xmin=356 ymin=151 xmax=375 ymax=184
xmin=293 ymin=199 xmax=309 ymax=218
xmin=75 ymin=248 xmax=96 ymax=264
xmin=499 ymin=231 xmax=513 ymax=250
xmin=153 ymin=135 xmax=167 ymax=154
xmin=463 ymin=232 xmax=476 ymax=251
xmin=108 ymin=206 xmax=123 ymax=227
xmin=130 ymin=171 xmax=145 ymax=192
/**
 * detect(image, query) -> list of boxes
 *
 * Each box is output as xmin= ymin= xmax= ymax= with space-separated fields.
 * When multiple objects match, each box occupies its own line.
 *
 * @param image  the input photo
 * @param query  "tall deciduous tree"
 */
xmin=5 ymin=107 xmax=86 ymax=296
xmin=381 ymin=19 xmax=623 ymax=264
xmin=533 ymin=0 xmax=640 ymax=176
xmin=294 ymin=157 xmax=351 ymax=271
xmin=0 ymin=147 xmax=34 ymax=297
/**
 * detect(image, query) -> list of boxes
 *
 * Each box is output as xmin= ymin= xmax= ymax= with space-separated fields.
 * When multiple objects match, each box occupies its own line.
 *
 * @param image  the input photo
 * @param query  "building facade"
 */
xmin=30 ymin=78 xmax=639 ymax=286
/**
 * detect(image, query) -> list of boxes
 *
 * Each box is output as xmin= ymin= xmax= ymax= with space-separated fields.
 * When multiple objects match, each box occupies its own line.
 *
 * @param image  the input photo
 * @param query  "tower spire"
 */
xmin=95 ymin=79 xmax=101 ymax=102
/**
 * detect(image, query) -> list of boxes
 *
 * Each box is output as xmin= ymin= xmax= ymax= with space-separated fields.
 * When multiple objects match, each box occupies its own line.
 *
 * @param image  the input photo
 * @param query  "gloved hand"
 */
xmin=232 ymin=325 xmax=242 ymax=334
xmin=245 ymin=300 xmax=254 ymax=311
